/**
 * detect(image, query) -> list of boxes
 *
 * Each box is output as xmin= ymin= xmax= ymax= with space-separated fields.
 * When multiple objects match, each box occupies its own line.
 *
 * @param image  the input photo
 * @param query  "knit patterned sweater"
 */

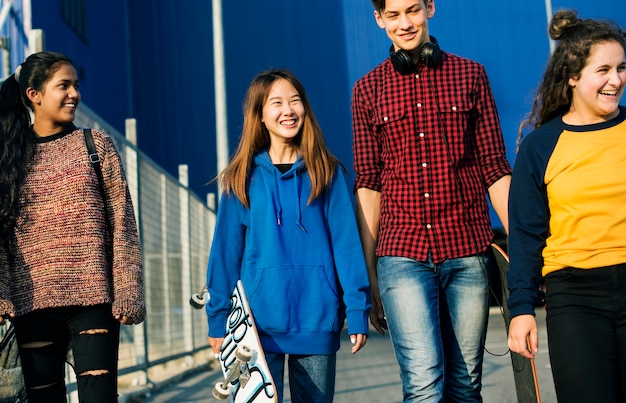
xmin=0 ymin=126 xmax=145 ymax=324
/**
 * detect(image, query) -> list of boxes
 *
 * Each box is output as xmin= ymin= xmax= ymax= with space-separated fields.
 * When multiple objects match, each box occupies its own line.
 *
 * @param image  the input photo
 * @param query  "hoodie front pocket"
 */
xmin=246 ymin=264 xmax=340 ymax=334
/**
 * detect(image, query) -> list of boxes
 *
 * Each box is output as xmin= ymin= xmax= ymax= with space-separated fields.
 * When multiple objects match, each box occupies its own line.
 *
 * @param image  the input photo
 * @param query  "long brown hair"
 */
xmin=517 ymin=9 xmax=626 ymax=149
xmin=218 ymin=68 xmax=340 ymax=208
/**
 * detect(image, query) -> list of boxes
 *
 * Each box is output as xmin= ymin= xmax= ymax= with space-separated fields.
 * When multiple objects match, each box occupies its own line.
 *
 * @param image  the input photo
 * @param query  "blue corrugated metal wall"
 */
xmin=30 ymin=0 xmax=132 ymax=140
xmin=125 ymin=1 xmax=217 ymax=192
xmin=345 ymin=0 xmax=626 ymax=171
xmin=29 ymin=0 xmax=626 ymax=205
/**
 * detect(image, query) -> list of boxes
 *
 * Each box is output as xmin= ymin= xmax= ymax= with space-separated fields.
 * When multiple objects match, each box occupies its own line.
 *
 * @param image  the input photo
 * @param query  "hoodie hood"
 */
xmin=253 ymin=150 xmax=307 ymax=231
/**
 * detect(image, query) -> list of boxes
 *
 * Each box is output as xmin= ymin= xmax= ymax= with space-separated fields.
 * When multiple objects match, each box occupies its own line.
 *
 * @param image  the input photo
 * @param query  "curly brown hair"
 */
xmin=517 ymin=9 xmax=626 ymax=149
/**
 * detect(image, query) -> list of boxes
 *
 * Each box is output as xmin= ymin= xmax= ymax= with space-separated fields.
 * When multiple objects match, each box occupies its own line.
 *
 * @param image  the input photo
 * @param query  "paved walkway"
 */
xmin=123 ymin=308 xmax=556 ymax=402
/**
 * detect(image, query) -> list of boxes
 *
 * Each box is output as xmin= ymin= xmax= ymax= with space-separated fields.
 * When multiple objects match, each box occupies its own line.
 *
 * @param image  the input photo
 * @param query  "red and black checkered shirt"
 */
xmin=352 ymin=52 xmax=512 ymax=263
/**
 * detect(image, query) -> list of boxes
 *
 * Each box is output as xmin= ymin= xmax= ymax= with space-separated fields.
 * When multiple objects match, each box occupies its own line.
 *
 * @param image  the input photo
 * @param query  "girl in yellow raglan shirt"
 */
xmin=507 ymin=10 xmax=626 ymax=403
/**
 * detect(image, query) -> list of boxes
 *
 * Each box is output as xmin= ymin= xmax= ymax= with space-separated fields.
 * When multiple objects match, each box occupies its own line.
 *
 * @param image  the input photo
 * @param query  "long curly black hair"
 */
xmin=0 ymin=51 xmax=75 ymax=242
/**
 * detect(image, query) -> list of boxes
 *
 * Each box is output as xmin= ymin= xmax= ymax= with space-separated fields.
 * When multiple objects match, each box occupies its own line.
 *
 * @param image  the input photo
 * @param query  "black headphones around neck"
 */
xmin=389 ymin=36 xmax=441 ymax=74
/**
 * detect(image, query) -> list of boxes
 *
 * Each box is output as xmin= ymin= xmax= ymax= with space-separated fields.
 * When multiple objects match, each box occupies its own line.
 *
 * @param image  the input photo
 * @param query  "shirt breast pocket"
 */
xmin=437 ymin=99 xmax=474 ymax=134
xmin=373 ymin=105 xmax=409 ymax=163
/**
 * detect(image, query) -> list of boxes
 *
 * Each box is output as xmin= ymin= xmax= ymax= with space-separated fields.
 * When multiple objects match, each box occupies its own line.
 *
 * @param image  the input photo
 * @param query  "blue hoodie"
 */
xmin=206 ymin=150 xmax=371 ymax=355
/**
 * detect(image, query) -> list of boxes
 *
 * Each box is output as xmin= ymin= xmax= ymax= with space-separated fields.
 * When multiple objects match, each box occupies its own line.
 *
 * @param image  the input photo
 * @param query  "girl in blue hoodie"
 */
xmin=206 ymin=68 xmax=371 ymax=402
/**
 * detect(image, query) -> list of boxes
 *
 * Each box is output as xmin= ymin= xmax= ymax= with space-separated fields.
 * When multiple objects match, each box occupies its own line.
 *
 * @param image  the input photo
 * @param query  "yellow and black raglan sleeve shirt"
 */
xmin=508 ymin=106 xmax=626 ymax=317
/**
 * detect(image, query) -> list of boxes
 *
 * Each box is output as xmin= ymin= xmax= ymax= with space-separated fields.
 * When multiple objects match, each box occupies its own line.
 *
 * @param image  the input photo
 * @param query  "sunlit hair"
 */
xmin=517 ymin=9 xmax=626 ymax=149
xmin=217 ymin=68 xmax=340 ymax=208
xmin=0 ymin=51 xmax=75 ymax=242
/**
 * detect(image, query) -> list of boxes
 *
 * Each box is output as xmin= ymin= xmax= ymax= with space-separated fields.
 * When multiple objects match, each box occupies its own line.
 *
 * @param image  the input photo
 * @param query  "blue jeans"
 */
xmin=378 ymin=253 xmax=490 ymax=402
xmin=265 ymin=352 xmax=336 ymax=403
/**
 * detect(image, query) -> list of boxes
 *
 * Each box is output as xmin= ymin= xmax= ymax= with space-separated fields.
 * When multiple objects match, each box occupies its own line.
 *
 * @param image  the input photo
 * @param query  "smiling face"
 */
xmin=261 ymin=78 xmax=305 ymax=147
xmin=566 ymin=40 xmax=626 ymax=124
xmin=27 ymin=62 xmax=80 ymax=135
xmin=375 ymin=0 xmax=434 ymax=61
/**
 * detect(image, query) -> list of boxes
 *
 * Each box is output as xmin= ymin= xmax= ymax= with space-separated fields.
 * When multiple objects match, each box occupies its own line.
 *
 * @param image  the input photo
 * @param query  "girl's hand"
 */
xmin=0 ymin=313 xmax=14 ymax=325
xmin=209 ymin=337 xmax=224 ymax=357
xmin=350 ymin=333 xmax=367 ymax=354
xmin=508 ymin=314 xmax=538 ymax=359
xmin=115 ymin=314 xmax=129 ymax=324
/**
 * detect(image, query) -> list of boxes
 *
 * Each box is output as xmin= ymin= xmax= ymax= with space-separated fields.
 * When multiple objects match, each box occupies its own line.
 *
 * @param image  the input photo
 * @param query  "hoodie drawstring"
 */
xmin=294 ymin=173 xmax=306 ymax=232
xmin=273 ymin=173 xmax=283 ymax=226
xmin=255 ymin=151 xmax=306 ymax=232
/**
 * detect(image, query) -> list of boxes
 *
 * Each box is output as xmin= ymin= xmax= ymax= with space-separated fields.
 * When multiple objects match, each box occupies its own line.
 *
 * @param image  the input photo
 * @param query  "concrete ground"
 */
xmin=122 ymin=307 xmax=556 ymax=402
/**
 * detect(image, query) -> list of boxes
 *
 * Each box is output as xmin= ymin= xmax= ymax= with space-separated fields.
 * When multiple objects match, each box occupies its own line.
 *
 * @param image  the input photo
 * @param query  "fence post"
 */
xmin=159 ymin=173 xmax=172 ymax=356
xmin=179 ymin=165 xmax=195 ymax=367
xmin=125 ymin=118 xmax=148 ymax=386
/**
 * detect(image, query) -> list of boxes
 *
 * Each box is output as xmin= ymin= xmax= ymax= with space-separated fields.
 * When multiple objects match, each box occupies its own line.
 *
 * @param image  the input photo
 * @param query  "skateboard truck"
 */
xmin=213 ymin=345 xmax=254 ymax=400
xmin=189 ymin=285 xmax=209 ymax=309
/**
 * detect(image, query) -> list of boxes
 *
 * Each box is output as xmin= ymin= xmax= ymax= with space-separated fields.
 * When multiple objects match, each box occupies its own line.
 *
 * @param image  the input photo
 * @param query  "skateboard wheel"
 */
xmin=189 ymin=293 xmax=207 ymax=309
xmin=235 ymin=345 xmax=253 ymax=362
xmin=212 ymin=382 xmax=230 ymax=400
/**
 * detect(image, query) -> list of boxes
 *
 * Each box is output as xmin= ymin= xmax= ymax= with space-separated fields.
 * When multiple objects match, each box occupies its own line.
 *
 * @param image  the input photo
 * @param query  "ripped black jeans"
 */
xmin=12 ymin=304 xmax=120 ymax=403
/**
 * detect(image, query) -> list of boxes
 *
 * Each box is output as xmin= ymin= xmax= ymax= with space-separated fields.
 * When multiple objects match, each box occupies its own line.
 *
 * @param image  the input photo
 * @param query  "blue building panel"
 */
xmin=31 ymin=0 xmax=131 ymax=135
xmin=21 ymin=0 xmax=626 ymax=204
xmin=221 ymin=1 xmax=353 ymax=187
xmin=125 ymin=1 xmax=218 ymax=192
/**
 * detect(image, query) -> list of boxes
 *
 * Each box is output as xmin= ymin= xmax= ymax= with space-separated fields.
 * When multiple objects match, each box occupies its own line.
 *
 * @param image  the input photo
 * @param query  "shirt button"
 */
xmin=383 ymin=116 xmax=389 ymax=121
xmin=422 ymin=162 xmax=427 ymax=167
xmin=426 ymin=224 xmax=432 ymax=229
xmin=424 ymin=193 xmax=430 ymax=198
xmin=419 ymin=133 xmax=425 ymax=137
xmin=415 ymin=74 xmax=420 ymax=79
xmin=417 ymin=103 xmax=422 ymax=108
xmin=452 ymin=106 xmax=458 ymax=111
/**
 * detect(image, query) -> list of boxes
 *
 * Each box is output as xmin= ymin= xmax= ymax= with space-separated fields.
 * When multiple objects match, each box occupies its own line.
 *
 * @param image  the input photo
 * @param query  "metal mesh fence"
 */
xmin=74 ymin=105 xmax=216 ymax=395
